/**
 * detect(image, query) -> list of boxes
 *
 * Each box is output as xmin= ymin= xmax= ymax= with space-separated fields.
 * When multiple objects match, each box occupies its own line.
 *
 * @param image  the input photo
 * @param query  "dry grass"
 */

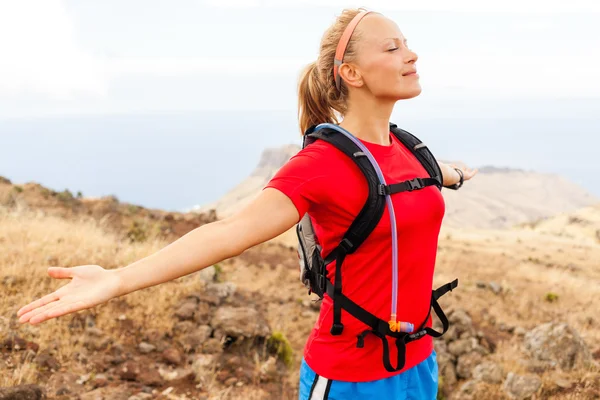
xmin=0 ymin=206 xmax=207 ymax=386
xmin=1 ymin=201 xmax=599 ymax=398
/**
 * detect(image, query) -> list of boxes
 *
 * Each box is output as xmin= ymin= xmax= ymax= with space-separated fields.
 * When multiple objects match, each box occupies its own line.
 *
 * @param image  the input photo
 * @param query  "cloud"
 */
xmin=104 ymin=56 xmax=309 ymax=78
xmin=0 ymin=0 xmax=108 ymax=100
xmin=201 ymin=0 xmax=600 ymax=12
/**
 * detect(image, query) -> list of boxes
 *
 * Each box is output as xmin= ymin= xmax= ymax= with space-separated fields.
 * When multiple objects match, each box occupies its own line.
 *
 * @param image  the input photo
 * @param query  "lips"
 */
xmin=402 ymin=70 xmax=417 ymax=76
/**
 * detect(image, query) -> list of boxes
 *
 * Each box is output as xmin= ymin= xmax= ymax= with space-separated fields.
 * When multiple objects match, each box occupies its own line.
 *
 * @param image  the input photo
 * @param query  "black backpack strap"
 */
xmin=378 ymin=177 xmax=440 ymax=195
xmin=389 ymin=123 xmax=443 ymax=190
xmin=305 ymin=127 xmax=387 ymax=336
xmin=309 ymin=128 xmax=387 ymax=254
xmin=324 ymin=277 xmax=459 ymax=372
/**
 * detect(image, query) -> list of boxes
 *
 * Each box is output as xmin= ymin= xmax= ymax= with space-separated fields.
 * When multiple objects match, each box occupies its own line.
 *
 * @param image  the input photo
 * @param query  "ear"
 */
xmin=338 ymin=63 xmax=364 ymax=89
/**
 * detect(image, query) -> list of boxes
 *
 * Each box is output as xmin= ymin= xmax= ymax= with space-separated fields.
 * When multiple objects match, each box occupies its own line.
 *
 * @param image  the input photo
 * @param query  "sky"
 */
xmin=0 ymin=0 xmax=598 ymax=119
xmin=0 ymin=0 xmax=599 ymax=210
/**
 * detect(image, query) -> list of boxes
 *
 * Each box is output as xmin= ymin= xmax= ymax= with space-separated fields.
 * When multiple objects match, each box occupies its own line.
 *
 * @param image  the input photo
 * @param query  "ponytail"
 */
xmin=297 ymin=61 xmax=338 ymax=134
xmin=296 ymin=8 xmax=369 ymax=135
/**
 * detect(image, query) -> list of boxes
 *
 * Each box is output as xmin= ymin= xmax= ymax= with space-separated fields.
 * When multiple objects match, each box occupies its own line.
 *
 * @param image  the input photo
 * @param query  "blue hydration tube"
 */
xmin=315 ymin=123 xmax=413 ymax=333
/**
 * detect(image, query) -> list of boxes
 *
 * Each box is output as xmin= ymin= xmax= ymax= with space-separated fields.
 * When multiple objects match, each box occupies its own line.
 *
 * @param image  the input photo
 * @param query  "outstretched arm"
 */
xmin=17 ymin=188 xmax=299 ymax=325
xmin=114 ymin=188 xmax=299 ymax=296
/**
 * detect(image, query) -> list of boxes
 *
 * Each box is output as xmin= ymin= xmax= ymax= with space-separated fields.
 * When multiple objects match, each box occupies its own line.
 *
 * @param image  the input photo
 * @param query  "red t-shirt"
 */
xmin=263 ymin=131 xmax=445 ymax=382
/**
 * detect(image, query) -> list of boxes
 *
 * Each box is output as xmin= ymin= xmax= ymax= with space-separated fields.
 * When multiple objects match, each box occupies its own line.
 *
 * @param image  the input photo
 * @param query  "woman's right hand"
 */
xmin=17 ymin=265 xmax=122 ymax=325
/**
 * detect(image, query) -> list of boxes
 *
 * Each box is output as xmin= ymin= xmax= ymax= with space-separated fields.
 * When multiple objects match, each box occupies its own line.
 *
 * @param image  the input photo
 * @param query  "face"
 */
xmin=341 ymin=14 xmax=421 ymax=100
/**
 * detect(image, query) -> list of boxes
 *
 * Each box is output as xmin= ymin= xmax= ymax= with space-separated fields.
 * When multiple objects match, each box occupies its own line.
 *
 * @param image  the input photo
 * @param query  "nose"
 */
xmin=403 ymin=47 xmax=418 ymax=64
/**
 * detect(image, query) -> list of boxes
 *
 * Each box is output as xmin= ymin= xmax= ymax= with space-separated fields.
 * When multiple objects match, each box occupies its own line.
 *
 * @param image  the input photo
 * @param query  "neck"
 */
xmin=339 ymin=95 xmax=396 ymax=146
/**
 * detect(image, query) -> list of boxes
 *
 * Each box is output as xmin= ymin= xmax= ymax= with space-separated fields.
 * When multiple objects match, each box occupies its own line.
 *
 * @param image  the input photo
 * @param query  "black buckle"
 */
xmin=407 ymin=178 xmax=423 ymax=191
xmin=339 ymin=238 xmax=354 ymax=253
xmin=378 ymin=185 xmax=390 ymax=196
xmin=331 ymin=323 xmax=344 ymax=335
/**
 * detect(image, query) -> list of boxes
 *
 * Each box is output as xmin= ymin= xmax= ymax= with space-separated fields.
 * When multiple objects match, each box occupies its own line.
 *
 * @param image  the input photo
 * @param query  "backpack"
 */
xmin=296 ymin=122 xmax=459 ymax=373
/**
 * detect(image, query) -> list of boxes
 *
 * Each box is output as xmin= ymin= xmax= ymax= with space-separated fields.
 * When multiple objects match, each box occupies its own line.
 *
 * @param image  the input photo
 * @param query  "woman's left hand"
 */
xmin=451 ymin=163 xmax=478 ymax=182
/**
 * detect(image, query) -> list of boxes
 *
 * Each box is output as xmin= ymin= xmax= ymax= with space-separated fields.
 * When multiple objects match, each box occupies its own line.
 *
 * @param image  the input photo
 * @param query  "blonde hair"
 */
xmin=297 ymin=8 xmax=371 ymax=134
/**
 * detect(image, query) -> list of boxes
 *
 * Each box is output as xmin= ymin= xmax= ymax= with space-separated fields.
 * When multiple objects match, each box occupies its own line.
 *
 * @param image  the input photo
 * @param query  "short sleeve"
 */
xmin=263 ymin=143 xmax=329 ymax=219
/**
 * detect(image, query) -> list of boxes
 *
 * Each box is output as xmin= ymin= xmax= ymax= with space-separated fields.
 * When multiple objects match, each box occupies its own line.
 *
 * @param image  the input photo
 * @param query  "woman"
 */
xmin=17 ymin=8 xmax=477 ymax=400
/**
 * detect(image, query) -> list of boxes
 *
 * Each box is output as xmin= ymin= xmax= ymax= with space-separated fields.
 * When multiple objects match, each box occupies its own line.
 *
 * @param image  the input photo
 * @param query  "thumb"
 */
xmin=47 ymin=267 xmax=74 ymax=280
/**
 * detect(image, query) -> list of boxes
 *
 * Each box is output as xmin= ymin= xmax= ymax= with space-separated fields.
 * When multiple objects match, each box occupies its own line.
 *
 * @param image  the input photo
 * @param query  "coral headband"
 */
xmin=333 ymin=10 xmax=372 ymax=91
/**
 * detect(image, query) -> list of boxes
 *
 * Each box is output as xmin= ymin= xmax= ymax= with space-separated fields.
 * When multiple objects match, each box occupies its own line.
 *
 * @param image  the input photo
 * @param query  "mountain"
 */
xmin=190 ymin=145 xmax=598 ymax=230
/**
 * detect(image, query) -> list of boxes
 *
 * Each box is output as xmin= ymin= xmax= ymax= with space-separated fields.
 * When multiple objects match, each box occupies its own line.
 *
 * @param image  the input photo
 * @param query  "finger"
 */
xmin=47 ymin=267 xmax=75 ymax=280
xmin=19 ymin=297 xmax=61 ymax=323
xmin=29 ymin=300 xmax=87 ymax=325
xmin=17 ymin=291 xmax=60 ymax=318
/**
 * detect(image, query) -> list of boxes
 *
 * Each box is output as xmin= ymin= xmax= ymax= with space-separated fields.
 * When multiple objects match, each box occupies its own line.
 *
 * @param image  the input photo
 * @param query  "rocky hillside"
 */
xmin=191 ymin=145 xmax=598 ymax=230
xmin=1 ymin=176 xmax=599 ymax=399
xmin=0 ymin=176 xmax=217 ymax=244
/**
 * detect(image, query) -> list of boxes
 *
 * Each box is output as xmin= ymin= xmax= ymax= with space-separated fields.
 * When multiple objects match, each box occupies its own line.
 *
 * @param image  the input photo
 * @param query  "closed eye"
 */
xmin=388 ymin=48 xmax=398 ymax=52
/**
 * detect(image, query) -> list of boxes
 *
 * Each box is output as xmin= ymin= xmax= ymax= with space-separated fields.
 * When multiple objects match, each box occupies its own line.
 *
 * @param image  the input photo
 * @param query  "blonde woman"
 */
xmin=18 ymin=8 xmax=477 ymax=400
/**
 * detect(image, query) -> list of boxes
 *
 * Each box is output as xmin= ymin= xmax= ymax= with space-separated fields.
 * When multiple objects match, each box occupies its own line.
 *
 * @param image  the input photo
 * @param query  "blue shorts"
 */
xmin=298 ymin=350 xmax=438 ymax=400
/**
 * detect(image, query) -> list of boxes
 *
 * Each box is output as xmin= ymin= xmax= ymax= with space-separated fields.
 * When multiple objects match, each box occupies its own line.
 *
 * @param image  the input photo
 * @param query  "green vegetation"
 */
xmin=127 ymin=220 xmax=148 ymax=243
xmin=545 ymin=292 xmax=559 ymax=303
xmin=267 ymin=331 xmax=294 ymax=368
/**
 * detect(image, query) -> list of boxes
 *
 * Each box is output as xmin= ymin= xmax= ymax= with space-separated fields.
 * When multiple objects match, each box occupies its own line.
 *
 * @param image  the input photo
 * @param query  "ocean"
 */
xmin=1 ymin=106 xmax=598 ymax=212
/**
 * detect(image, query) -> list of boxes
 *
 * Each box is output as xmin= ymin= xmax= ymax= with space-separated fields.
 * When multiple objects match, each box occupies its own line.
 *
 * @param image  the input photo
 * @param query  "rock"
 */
xmin=450 ymin=309 xmax=473 ymax=328
xmin=551 ymin=376 xmax=573 ymax=390
xmin=172 ymin=320 xmax=195 ymax=335
xmin=472 ymin=361 xmax=503 ymax=384
xmin=92 ymin=373 xmax=109 ymax=389
xmin=456 ymin=380 xmax=478 ymax=399
xmin=515 ymin=327 xmax=527 ymax=337
xmin=476 ymin=281 xmax=487 ymax=289
xmin=445 ymin=309 xmax=475 ymax=341
xmin=192 ymin=302 xmax=214 ymax=324
xmin=259 ymin=356 xmax=279 ymax=382
xmin=34 ymin=349 xmax=60 ymax=371
xmin=85 ymin=326 xmax=105 ymax=337
xmin=137 ymin=367 xmax=164 ymax=387
xmin=202 ymin=338 xmax=224 ymax=354
xmin=0 ymin=384 xmax=45 ymax=400
xmin=46 ymin=372 xmax=80 ymax=397
xmin=179 ymin=325 xmax=212 ymax=353
xmin=158 ymin=366 xmax=195 ymax=381
xmin=199 ymin=266 xmax=216 ymax=282
xmin=448 ymin=338 xmax=475 ymax=357
xmin=456 ymin=352 xmax=483 ymax=379
xmin=524 ymin=322 xmax=593 ymax=370
xmin=192 ymin=354 xmax=217 ymax=384
xmin=518 ymin=358 xmax=555 ymax=373
xmin=197 ymin=282 xmax=237 ymax=306
xmin=138 ymin=342 xmax=156 ymax=354
xmin=436 ymin=350 xmax=457 ymax=386
xmin=83 ymin=327 xmax=112 ymax=351
xmin=174 ymin=301 xmax=197 ymax=321
xmin=2 ymin=335 xmax=27 ymax=351
xmin=489 ymin=281 xmax=502 ymax=294
xmin=211 ymin=307 xmax=270 ymax=339
xmin=162 ymin=347 xmax=183 ymax=365
xmin=119 ymin=361 xmax=140 ymax=381
xmin=76 ymin=373 xmax=92 ymax=385
xmin=503 ymin=372 xmax=542 ymax=399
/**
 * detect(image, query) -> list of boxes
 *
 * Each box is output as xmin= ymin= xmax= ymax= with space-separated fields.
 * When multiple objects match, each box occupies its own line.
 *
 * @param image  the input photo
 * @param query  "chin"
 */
xmin=396 ymin=87 xmax=422 ymax=100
